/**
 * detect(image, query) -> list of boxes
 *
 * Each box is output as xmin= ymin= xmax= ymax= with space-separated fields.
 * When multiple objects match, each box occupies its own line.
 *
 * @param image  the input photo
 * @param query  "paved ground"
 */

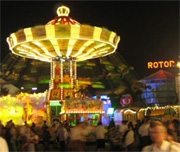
xmin=36 ymin=141 xmax=112 ymax=151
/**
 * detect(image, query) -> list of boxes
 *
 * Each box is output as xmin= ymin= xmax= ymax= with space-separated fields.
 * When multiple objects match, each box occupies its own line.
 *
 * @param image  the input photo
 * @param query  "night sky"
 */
xmin=1 ymin=1 xmax=179 ymax=78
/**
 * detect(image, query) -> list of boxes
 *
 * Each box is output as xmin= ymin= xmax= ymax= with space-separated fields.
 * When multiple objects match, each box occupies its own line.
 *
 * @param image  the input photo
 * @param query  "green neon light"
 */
xmin=50 ymin=102 xmax=61 ymax=106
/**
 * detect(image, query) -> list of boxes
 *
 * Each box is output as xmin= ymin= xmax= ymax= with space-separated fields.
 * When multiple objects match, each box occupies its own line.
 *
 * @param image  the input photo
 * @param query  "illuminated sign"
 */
xmin=50 ymin=102 xmax=61 ymax=106
xmin=148 ymin=60 xmax=175 ymax=69
xmin=107 ymin=108 xmax=114 ymax=115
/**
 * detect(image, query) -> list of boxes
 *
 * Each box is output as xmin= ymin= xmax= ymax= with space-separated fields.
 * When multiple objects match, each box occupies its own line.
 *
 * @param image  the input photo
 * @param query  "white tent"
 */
xmin=0 ymin=78 xmax=20 ymax=95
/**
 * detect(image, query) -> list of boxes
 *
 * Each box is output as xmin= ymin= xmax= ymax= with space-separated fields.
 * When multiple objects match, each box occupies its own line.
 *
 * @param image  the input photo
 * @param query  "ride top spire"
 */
xmin=57 ymin=6 xmax=70 ymax=17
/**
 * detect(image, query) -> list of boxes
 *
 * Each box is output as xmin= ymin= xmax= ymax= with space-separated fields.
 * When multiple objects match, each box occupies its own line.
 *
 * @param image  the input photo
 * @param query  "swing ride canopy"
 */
xmin=7 ymin=6 xmax=120 ymax=62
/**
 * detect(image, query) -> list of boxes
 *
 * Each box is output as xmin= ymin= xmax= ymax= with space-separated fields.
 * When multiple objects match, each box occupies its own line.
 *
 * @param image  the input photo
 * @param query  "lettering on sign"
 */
xmin=148 ymin=60 xmax=175 ymax=69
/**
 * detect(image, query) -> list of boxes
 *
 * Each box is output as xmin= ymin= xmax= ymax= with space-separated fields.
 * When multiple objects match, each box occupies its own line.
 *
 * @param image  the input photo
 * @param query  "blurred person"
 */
xmin=107 ymin=120 xmax=118 ymax=151
xmin=172 ymin=119 xmax=180 ymax=142
xmin=42 ymin=120 xmax=48 ymax=132
xmin=5 ymin=120 xmax=13 ymax=151
xmin=68 ymin=122 xmax=89 ymax=151
xmin=30 ymin=122 xmax=36 ymax=134
xmin=64 ymin=122 xmax=71 ymax=149
xmin=42 ymin=126 xmax=51 ymax=152
xmin=68 ymin=123 xmax=80 ymax=151
xmin=30 ymin=122 xmax=38 ymax=151
xmin=166 ymin=128 xmax=180 ymax=149
xmin=166 ymin=121 xmax=179 ymax=142
xmin=57 ymin=123 xmax=68 ymax=151
xmin=10 ymin=123 xmax=17 ymax=151
xmin=107 ymin=119 xmax=115 ymax=129
xmin=138 ymin=118 xmax=151 ymax=150
xmin=134 ymin=120 xmax=142 ymax=148
xmin=142 ymin=121 xmax=180 ymax=152
xmin=77 ymin=122 xmax=89 ymax=151
xmin=0 ymin=136 xmax=9 ymax=152
xmin=22 ymin=128 xmax=39 ymax=152
xmin=95 ymin=121 xmax=107 ymax=151
xmin=122 ymin=122 xmax=135 ymax=151
xmin=0 ymin=120 xmax=6 ymax=138
xmin=119 ymin=120 xmax=128 ymax=136
xmin=135 ymin=119 xmax=142 ymax=129
xmin=49 ymin=123 xmax=58 ymax=148
xmin=19 ymin=121 xmax=29 ymax=150
xmin=20 ymin=121 xmax=29 ymax=135
xmin=0 ymin=120 xmax=4 ymax=132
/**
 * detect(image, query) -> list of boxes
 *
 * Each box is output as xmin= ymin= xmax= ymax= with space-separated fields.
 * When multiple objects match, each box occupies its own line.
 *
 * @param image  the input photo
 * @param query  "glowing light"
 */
xmin=50 ymin=39 xmax=61 ymax=57
xmin=8 ymin=26 xmax=119 ymax=62
xmin=24 ymin=28 xmax=33 ymax=41
xmin=45 ymin=25 xmax=55 ymax=38
xmin=148 ymin=60 xmax=175 ymax=69
xmin=21 ymin=44 xmax=32 ymax=50
xmin=32 ymin=41 xmax=55 ymax=57
xmin=32 ymin=87 xmax=37 ymax=91
xmin=94 ymin=43 xmax=106 ymax=49
xmin=93 ymin=27 xmax=102 ymax=40
xmin=124 ymin=109 xmax=136 ymax=114
xmin=72 ymin=40 xmax=94 ymax=57
xmin=16 ymin=48 xmax=37 ymax=58
xmin=0 ymin=92 xmax=46 ymax=125
xmin=17 ymin=48 xmax=28 ymax=53
xmin=50 ymin=102 xmax=61 ymax=106
xmin=57 ymin=6 xmax=70 ymax=17
xmin=109 ymin=32 xmax=116 ymax=43
xmin=71 ymin=26 xmax=80 ymax=38
xmin=77 ymin=48 xmax=95 ymax=59
xmin=7 ymin=5 xmax=120 ymax=63
xmin=177 ymin=61 xmax=180 ymax=68
xmin=66 ymin=44 xmax=73 ymax=57
xmin=107 ymin=108 xmax=114 ymax=115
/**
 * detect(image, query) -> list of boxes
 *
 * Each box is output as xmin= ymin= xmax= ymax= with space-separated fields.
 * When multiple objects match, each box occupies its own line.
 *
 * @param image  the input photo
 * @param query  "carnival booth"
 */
xmin=138 ymin=108 xmax=146 ymax=120
xmin=114 ymin=107 xmax=139 ymax=125
xmin=149 ymin=109 xmax=165 ymax=121
xmin=0 ymin=93 xmax=47 ymax=126
xmin=150 ymin=107 xmax=177 ymax=121
xmin=138 ymin=106 xmax=178 ymax=121
xmin=60 ymin=97 xmax=104 ymax=126
xmin=123 ymin=107 xmax=139 ymax=122
xmin=114 ymin=94 xmax=139 ymax=125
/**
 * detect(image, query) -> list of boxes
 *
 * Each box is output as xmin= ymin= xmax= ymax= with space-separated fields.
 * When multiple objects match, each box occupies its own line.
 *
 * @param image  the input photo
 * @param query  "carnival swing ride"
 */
xmin=6 ymin=5 xmax=120 ymax=125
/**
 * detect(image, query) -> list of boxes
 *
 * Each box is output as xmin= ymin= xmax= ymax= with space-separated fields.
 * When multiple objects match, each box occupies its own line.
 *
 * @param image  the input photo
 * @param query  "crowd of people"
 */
xmin=0 ymin=118 xmax=180 ymax=152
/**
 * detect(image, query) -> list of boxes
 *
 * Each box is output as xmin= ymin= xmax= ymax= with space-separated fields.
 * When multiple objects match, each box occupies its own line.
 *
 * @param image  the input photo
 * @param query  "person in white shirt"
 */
xmin=119 ymin=120 xmax=128 ymax=136
xmin=68 ymin=122 xmax=89 ymax=151
xmin=138 ymin=119 xmax=151 ymax=150
xmin=142 ymin=121 xmax=180 ymax=152
xmin=95 ymin=121 xmax=107 ymax=151
xmin=19 ymin=121 xmax=29 ymax=149
xmin=22 ymin=128 xmax=39 ymax=152
xmin=57 ymin=123 xmax=68 ymax=151
xmin=123 ymin=122 xmax=135 ymax=151
xmin=0 ymin=137 xmax=9 ymax=152
xmin=166 ymin=128 xmax=180 ymax=150
xmin=138 ymin=119 xmax=150 ymax=137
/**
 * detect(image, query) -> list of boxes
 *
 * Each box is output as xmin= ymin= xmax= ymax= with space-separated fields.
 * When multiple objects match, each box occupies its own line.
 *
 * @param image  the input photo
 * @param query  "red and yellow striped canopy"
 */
xmin=7 ymin=6 xmax=120 ymax=62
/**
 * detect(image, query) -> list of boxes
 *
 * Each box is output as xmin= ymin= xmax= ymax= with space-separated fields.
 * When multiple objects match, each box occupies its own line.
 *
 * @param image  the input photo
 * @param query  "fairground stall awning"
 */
xmin=61 ymin=97 xmax=104 ymax=114
xmin=150 ymin=108 xmax=177 ymax=117
xmin=150 ymin=109 xmax=166 ymax=116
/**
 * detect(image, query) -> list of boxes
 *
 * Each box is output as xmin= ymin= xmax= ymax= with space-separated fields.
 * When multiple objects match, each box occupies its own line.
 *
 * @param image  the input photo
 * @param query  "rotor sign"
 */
xmin=148 ymin=60 xmax=175 ymax=69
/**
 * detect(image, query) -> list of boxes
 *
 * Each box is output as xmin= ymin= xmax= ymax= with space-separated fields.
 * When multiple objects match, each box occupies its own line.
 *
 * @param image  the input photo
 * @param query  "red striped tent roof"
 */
xmin=142 ymin=70 xmax=175 ymax=80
